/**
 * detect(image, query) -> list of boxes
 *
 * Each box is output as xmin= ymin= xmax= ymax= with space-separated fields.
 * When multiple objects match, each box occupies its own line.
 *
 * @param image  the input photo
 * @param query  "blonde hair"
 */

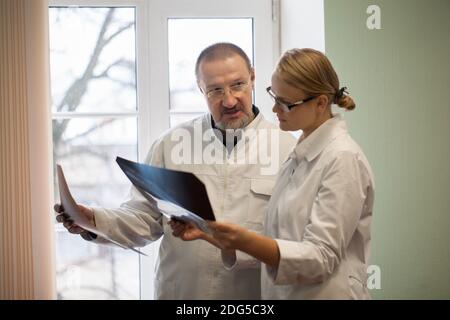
xmin=275 ymin=48 xmax=355 ymax=110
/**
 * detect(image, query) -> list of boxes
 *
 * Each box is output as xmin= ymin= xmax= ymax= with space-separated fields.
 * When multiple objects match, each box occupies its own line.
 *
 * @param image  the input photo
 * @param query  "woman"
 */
xmin=170 ymin=48 xmax=375 ymax=299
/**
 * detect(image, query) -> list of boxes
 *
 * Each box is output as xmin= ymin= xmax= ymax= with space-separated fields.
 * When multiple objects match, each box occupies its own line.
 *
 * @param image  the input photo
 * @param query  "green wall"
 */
xmin=324 ymin=0 xmax=450 ymax=299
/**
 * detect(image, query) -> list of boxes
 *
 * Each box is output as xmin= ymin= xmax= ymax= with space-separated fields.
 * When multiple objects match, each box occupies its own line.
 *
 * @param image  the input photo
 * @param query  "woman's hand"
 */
xmin=207 ymin=221 xmax=251 ymax=251
xmin=168 ymin=219 xmax=233 ymax=250
xmin=168 ymin=219 xmax=205 ymax=241
xmin=209 ymin=221 xmax=280 ymax=268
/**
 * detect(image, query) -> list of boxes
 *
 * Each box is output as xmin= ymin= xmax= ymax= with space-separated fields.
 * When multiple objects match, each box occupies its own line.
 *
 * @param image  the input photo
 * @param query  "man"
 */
xmin=55 ymin=43 xmax=295 ymax=299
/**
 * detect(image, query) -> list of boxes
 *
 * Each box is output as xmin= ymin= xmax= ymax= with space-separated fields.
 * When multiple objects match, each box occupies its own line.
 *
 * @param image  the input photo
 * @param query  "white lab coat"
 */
xmin=261 ymin=114 xmax=375 ymax=299
xmin=91 ymin=111 xmax=296 ymax=299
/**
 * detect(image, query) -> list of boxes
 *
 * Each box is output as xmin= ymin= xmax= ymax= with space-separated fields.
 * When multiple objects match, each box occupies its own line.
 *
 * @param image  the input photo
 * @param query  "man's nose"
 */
xmin=222 ymin=90 xmax=238 ymax=108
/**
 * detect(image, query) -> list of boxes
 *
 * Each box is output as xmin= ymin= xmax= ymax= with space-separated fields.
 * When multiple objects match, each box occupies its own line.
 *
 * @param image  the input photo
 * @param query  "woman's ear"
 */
xmin=316 ymin=94 xmax=330 ymax=113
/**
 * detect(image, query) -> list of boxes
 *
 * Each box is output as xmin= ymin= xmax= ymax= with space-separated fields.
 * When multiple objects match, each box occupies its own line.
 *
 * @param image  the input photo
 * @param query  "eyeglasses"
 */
xmin=266 ymin=86 xmax=316 ymax=112
xmin=204 ymin=79 xmax=250 ymax=100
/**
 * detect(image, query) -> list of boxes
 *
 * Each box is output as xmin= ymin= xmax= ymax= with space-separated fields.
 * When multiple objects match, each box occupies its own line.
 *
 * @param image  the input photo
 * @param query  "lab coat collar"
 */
xmin=292 ymin=114 xmax=348 ymax=162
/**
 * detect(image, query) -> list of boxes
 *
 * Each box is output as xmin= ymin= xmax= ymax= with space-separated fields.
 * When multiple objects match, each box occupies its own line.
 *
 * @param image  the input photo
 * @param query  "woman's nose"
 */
xmin=272 ymin=103 xmax=280 ymax=114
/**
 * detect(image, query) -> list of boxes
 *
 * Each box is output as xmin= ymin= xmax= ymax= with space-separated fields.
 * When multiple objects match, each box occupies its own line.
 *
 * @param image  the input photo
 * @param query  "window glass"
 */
xmin=49 ymin=7 xmax=140 ymax=300
xmin=168 ymin=18 xmax=253 ymax=126
xmin=49 ymin=7 xmax=137 ymax=113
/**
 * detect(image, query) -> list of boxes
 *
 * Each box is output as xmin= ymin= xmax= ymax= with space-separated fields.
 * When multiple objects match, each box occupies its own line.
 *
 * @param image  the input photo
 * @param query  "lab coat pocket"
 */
xmin=246 ymin=179 xmax=275 ymax=225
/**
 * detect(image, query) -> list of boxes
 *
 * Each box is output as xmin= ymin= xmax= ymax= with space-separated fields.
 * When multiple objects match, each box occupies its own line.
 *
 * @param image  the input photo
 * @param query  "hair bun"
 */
xmin=335 ymin=87 xmax=356 ymax=110
xmin=336 ymin=87 xmax=347 ymax=99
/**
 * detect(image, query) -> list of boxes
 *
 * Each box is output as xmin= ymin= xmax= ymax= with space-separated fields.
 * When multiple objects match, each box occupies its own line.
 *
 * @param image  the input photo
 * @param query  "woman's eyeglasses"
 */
xmin=266 ymin=86 xmax=316 ymax=112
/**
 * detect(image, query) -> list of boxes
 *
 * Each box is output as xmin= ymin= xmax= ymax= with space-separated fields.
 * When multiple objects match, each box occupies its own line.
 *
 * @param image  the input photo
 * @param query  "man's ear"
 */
xmin=250 ymin=68 xmax=255 ymax=88
xmin=197 ymin=80 xmax=204 ymax=94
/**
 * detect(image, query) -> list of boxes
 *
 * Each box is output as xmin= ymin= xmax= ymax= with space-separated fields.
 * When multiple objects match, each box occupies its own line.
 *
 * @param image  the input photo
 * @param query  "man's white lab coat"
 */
xmin=262 ymin=115 xmax=375 ymax=299
xmin=91 ymin=111 xmax=295 ymax=299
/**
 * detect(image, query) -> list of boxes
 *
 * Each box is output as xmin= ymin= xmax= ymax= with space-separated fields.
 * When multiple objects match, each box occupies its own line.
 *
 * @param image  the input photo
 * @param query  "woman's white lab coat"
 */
xmin=261 ymin=115 xmax=374 ymax=299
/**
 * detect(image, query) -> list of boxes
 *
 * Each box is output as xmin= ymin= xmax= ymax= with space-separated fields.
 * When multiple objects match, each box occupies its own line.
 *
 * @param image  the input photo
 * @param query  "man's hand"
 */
xmin=54 ymin=203 xmax=95 ymax=236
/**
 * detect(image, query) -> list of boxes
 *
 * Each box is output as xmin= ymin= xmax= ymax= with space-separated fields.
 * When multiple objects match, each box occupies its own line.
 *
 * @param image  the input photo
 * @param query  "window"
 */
xmin=49 ymin=5 xmax=140 ymax=299
xmin=49 ymin=0 xmax=276 ymax=300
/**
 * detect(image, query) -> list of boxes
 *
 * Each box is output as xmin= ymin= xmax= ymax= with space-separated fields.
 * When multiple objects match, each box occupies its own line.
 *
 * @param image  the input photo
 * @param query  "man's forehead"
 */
xmin=198 ymin=56 xmax=252 ymax=85
xmin=202 ymin=72 xmax=249 ymax=88
xmin=200 ymin=52 xmax=246 ymax=64
xmin=199 ymin=54 xmax=249 ymax=73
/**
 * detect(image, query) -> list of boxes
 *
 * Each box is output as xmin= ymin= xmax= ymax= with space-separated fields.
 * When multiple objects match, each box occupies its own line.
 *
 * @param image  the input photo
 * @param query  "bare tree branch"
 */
xmin=103 ymin=22 xmax=134 ymax=47
xmin=56 ymin=9 xmax=115 ymax=113
xmin=53 ymin=8 xmax=135 ymax=149
xmin=64 ymin=119 xmax=116 ymax=144
xmin=57 ymin=148 xmax=109 ymax=162
xmin=92 ymin=58 xmax=134 ymax=81
xmin=92 ymin=59 xmax=126 ymax=79
xmin=105 ymin=77 xmax=135 ymax=87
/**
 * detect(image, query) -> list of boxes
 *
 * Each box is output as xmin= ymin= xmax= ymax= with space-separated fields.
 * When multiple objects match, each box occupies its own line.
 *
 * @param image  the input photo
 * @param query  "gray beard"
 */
xmin=215 ymin=112 xmax=255 ymax=130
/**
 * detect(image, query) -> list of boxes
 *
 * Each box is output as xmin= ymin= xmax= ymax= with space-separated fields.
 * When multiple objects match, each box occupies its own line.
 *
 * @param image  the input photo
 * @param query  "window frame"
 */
xmin=49 ymin=0 xmax=279 ymax=300
xmin=49 ymin=0 xmax=150 ymax=300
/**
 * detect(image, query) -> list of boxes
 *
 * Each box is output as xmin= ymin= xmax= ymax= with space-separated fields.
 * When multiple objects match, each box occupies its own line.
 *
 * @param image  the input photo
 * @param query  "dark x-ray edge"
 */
xmin=133 ymin=184 xmax=211 ymax=234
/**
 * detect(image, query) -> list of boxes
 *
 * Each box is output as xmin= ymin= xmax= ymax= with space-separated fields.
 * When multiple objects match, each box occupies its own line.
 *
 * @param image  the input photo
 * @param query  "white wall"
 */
xmin=280 ymin=0 xmax=325 ymax=53
xmin=276 ymin=0 xmax=325 ymax=133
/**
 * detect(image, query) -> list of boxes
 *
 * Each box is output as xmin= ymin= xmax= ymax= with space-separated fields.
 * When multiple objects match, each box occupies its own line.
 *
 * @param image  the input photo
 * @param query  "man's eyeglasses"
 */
xmin=204 ymin=80 xmax=250 ymax=100
xmin=266 ymin=86 xmax=316 ymax=112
